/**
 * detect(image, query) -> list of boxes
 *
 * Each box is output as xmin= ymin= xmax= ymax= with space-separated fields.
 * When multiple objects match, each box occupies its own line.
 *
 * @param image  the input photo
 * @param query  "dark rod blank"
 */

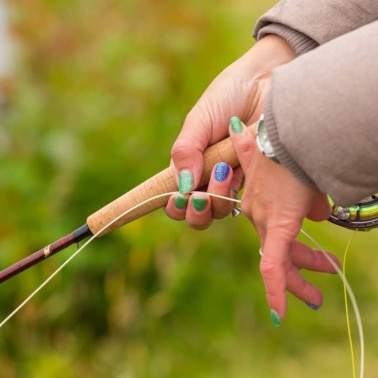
xmin=0 ymin=224 xmax=92 ymax=284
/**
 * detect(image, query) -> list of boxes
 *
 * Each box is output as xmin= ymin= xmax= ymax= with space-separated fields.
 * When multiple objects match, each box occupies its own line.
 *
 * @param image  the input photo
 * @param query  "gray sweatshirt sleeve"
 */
xmin=264 ymin=21 xmax=378 ymax=206
xmin=253 ymin=0 xmax=378 ymax=55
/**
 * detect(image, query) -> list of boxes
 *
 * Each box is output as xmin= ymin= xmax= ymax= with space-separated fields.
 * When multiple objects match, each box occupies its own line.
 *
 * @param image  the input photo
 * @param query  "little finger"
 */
xmin=285 ymin=265 xmax=323 ymax=309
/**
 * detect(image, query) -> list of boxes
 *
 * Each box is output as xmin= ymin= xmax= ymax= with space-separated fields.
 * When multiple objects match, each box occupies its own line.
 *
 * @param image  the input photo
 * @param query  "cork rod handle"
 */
xmin=87 ymin=123 xmax=257 ymax=236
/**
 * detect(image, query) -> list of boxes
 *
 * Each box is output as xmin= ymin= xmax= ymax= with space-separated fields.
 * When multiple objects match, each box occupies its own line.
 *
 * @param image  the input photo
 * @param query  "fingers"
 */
xmin=259 ymin=228 xmax=293 ymax=324
xmin=291 ymin=240 xmax=340 ymax=273
xmin=283 ymin=240 xmax=340 ymax=309
xmin=165 ymin=194 xmax=190 ymax=221
xmin=165 ymin=192 xmax=213 ymax=230
xmin=171 ymin=134 xmax=203 ymax=194
xmin=229 ymin=117 xmax=256 ymax=175
xmin=285 ymin=266 xmax=323 ymax=308
xmin=208 ymin=162 xmax=241 ymax=219
xmin=186 ymin=194 xmax=213 ymax=230
xmin=165 ymin=161 xmax=243 ymax=228
xmin=172 ymin=114 xmax=254 ymax=195
xmin=171 ymin=111 xmax=221 ymax=194
xmin=259 ymin=238 xmax=340 ymax=320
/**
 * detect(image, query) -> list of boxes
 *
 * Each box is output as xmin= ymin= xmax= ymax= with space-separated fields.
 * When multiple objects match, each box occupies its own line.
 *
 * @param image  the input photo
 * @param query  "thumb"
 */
xmin=171 ymin=113 xmax=214 ymax=194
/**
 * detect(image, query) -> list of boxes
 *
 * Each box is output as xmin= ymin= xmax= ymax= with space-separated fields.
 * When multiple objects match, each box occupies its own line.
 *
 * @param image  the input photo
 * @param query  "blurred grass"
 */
xmin=1 ymin=0 xmax=378 ymax=377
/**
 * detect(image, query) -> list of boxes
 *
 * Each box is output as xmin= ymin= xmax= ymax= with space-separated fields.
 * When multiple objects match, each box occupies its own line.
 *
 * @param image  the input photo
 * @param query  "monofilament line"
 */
xmin=0 ymin=192 xmax=364 ymax=378
xmin=0 ymin=191 xmax=241 ymax=328
xmin=343 ymin=229 xmax=359 ymax=378
xmin=300 ymin=229 xmax=364 ymax=378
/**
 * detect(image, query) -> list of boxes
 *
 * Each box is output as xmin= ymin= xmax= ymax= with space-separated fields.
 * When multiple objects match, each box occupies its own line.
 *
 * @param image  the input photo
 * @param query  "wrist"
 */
xmin=255 ymin=24 xmax=318 ymax=56
xmin=252 ymin=34 xmax=297 ymax=70
xmin=263 ymin=93 xmax=316 ymax=187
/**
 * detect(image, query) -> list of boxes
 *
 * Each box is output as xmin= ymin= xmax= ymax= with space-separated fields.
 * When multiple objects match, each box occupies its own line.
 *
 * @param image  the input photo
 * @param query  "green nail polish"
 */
xmin=230 ymin=116 xmax=243 ymax=133
xmin=179 ymin=170 xmax=193 ymax=194
xmin=270 ymin=309 xmax=281 ymax=327
xmin=174 ymin=195 xmax=188 ymax=210
xmin=193 ymin=197 xmax=207 ymax=212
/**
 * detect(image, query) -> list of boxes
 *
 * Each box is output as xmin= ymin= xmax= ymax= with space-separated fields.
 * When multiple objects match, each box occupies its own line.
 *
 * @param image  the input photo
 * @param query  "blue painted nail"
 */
xmin=306 ymin=303 xmax=319 ymax=310
xmin=214 ymin=162 xmax=230 ymax=182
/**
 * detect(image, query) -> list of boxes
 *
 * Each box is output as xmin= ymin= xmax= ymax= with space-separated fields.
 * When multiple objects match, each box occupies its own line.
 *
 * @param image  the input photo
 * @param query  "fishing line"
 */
xmin=0 ymin=191 xmax=240 ymax=329
xmin=0 ymin=192 xmax=365 ymax=378
xmin=300 ymin=229 xmax=364 ymax=378
xmin=343 ymin=229 xmax=359 ymax=378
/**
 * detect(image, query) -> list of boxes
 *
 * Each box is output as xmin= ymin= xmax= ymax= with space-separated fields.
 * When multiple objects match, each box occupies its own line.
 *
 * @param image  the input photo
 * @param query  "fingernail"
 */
xmin=230 ymin=116 xmax=243 ymax=134
xmin=214 ymin=162 xmax=230 ymax=182
xmin=270 ymin=309 xmax=281 ymax=327
xmin=174 ymin=195 xmax=188 ymax=210
xmin=306 ymin=302 xmax=319 ymax=311
xmin=179 ymin=170 xmax=193 ymax=194
xmin=193 ymin=197 xmax=207 ymax=212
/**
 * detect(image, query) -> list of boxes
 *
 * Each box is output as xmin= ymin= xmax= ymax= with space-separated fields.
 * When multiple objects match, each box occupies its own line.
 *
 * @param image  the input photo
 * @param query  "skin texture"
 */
xmin=166 ymin=34 xmax=296 ymax=224
xmin=165 ymin=35 xmax=340 ymax=323
xmin=229 ymin=118 xmax=338 ymax=322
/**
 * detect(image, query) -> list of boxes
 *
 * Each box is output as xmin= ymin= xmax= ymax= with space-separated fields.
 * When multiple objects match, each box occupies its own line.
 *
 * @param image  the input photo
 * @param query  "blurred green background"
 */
xmin=1 ymin=1 xmax=378 ymax=377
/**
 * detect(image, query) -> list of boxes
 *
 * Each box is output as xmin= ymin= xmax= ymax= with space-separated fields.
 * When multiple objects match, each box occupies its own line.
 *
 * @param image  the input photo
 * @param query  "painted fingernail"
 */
xmin=179 ymin=169 xmax=193 ymax=194
xmin=174 ymin=195 xmax=188 ymax=210
xmin=270 ymin=309 xmax=281 ymax=327
xmin=214 ymin=162 xmax=230 ymax=182
xmin=193 ymin=197 xmax=207 ymax=212
xmin=306 ymin=303 xmax=319 ymax=311
xmin=230 ymin=116 xmax=243 ymax=134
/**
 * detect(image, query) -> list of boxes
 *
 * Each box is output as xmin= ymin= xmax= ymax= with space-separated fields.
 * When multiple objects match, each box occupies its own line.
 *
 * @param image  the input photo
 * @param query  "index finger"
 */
xmin=171 ymin=115 xmax=210 ymax=193
xmin=171 ymin=111 xmax=230 ymax=194
xmin=259 ymin=227 xmax=296 ymax=326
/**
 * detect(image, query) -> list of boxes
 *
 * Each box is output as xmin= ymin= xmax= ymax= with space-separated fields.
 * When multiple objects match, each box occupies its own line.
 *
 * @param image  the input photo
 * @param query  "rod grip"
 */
xmin=87 ymin=123 xmax=257 ymax=236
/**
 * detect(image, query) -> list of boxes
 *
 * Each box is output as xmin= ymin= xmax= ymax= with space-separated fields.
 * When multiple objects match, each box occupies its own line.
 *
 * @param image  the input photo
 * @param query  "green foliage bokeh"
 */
xmin=1 ymin=1 xmax=378 ymax=377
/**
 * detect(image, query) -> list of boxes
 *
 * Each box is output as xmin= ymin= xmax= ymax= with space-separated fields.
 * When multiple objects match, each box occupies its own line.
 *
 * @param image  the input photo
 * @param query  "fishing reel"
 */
xmin=328 ymin=193 xmax=378 ymax=231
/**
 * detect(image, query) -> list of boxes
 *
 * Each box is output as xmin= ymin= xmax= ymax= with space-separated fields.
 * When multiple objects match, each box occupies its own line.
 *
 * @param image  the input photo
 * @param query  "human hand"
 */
xmin=165 ymin=35 xmax=296 ymax=228
xmin=230 ymin=117 xmax=340 ymax=326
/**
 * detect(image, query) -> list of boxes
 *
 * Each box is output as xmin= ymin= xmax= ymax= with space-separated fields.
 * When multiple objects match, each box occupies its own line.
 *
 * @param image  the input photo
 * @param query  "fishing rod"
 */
xmin=0 ymin=123 xmax=257 ymax=283
xmin=1 ymin=122 xmax=378 ymax=284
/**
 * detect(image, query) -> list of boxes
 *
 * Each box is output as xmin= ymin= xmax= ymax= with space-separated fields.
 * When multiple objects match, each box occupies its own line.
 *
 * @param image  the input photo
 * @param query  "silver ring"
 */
xmin=259 ymin=248 xmax=263 ymax=256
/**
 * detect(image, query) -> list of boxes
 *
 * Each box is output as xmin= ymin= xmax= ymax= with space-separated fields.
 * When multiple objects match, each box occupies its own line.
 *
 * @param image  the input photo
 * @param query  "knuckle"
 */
xmin=270 ymin=221 xmax=301 ymax=241
xmin=184 ymin=110 xmax=199 ymax=126
xmin=240 ymin=197 xmax=251 ymax=216
xmin=250 ymin=207 xmax=266 ymax=225
xmin=171 ymin=139 xmax=192 ymax=164
xmin=238 ymin=139 xmax=255 ymax=156
xmin=259 ymin=258 xmax=276 ymax=278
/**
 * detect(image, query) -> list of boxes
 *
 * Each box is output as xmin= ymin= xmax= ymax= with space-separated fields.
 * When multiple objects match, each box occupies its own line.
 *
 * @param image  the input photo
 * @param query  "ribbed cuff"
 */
xmin=264 ymin=92 xmax=316 ymax=187
xmin=255 ymin=23 xmax=319 ymax=55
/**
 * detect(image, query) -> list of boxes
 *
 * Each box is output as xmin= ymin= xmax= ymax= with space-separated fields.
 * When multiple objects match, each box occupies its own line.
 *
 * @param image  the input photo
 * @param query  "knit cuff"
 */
xmin=254 ymin=23 xmax=319 ymax=55
xmin=263 ymin=92 xmax=316 ymax=187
